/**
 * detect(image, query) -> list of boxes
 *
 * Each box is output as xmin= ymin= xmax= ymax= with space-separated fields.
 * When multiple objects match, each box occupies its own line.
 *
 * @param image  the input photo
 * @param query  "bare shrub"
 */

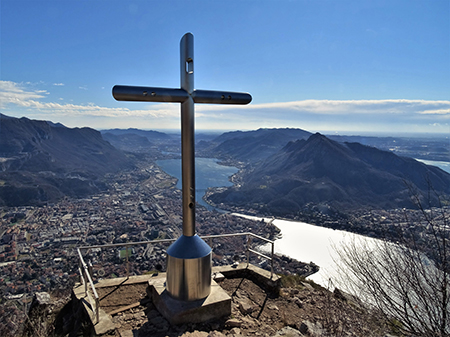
xmin=334 ymin=190 xmax=449 ymax=337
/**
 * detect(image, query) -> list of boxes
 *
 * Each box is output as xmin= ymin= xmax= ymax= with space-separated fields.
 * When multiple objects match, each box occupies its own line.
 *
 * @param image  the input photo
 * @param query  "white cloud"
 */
xmin=11 ymin=98 xmax=179 ymax=118
xmin=1 ymin=80 xmax=450 ymax=133
xmin=195 ymin=99 xmax=450 ymax=133
xmin=0 ymin=80 xmax=180 ymax=119
xmin=418 ymin=109 xmax=450 ymax=116
xmin=53 ymin=83 xmax=64 ymax=86
xmin=0 ymin=81 xmax=46 ymax=108
xmin=197 ymin=99 xmax=450 ymax=116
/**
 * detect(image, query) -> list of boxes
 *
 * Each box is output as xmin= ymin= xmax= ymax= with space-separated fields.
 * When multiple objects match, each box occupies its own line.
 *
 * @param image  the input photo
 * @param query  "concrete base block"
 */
xmin=148 ymin=274 xmax=231 ymax=325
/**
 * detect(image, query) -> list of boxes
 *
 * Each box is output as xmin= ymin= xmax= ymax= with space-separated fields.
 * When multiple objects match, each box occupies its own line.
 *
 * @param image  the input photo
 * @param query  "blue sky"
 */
xmin=1 ymin=0 xmax=449 ymax=135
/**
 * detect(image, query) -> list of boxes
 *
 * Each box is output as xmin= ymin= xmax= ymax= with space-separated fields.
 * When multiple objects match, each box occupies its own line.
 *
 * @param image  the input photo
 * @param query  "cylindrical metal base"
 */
xmin=166 ymin=235 xmax=212 ymax=301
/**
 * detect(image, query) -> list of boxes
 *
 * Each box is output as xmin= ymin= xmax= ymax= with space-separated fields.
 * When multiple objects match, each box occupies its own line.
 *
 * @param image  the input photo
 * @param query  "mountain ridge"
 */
xmin=207 ymin=133 xmax=450 ymax=215
xmin=0 ymin=114 xmax=135 ymax=206
xmin=100 ymin=128 xmax=171 ymax=142
xmin=198 ymin=128 xmax=312 ymax=163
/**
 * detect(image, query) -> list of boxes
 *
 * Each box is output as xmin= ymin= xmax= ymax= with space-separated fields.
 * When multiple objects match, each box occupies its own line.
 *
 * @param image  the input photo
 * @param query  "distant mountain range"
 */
xmin=327 ymin=134 xmax=450 ymax=162
xmin=0 ymin=114 xmax=134 ymax=206
xmin=100 ymin=128 xmax=180 ymax=155
xmin=2 ymin=118 xmax=449 ymax=213
xmin=100 ymin=128 xmax=171 ymax=142
xmin=101 ymin=132 xmax=154 ymax=153
xmin=198 ymin=128 xmax=312 ymax=163
xmin=207 ymin=133 xmax=450 ymax=215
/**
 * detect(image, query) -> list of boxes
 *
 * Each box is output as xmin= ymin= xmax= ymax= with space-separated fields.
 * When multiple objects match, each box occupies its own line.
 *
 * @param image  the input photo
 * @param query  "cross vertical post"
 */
xmin=180 ymin=33 xmax=195 ymax=237
xmin=113 ymin=33 xmax=251 ymax=301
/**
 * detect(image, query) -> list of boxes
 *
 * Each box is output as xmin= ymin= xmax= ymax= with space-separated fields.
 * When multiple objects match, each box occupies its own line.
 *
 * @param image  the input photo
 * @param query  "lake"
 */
xmin=156 ymin=157 xmax=238 ymax=210
xmin=416 ymin=158 xmax=450 ymax=174
xmin=232 ymin=213 xmax=378 ymax=287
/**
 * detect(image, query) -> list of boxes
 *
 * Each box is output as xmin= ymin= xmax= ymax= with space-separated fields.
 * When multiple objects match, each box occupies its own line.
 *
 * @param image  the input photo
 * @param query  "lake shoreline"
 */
xmin=157 ymin=157 xmax=448 ymax=287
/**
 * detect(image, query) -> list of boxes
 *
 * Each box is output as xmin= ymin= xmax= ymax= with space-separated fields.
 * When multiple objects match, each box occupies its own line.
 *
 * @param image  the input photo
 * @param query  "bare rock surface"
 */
xmin=24 ymin=275 xmax=396 ymax=336
xmin=106 ymin=277 xmax=393 ymax=337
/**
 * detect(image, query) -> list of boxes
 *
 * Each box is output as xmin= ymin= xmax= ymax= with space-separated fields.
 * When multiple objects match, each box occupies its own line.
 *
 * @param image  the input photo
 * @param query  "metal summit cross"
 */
xmin=113 ymin=33 xmax=252 ymax=301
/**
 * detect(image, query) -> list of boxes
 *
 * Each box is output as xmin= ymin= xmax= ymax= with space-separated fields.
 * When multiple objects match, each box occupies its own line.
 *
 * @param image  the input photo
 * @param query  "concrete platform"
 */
xmin=72 ymin=263 xmax=279 ymax=334
xmin=148 ymin=273 xmax=231 ymax=325
xmin=214 ymin=262 xmax=281 ymax=294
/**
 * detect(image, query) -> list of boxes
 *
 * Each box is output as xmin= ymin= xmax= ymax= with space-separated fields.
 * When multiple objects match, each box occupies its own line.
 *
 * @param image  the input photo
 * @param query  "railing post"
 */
xmin=271 ymin=242 xmax=274 ymax=279
xmin=209 ymin=237 xmax=213 ymax=266
xmin=78 ymin=259 xmax=83 ymax=283
xmin=246 ymin=235 xmax=251 ymax=267
xmin=126 ymin=245 xmax=129 ymax=277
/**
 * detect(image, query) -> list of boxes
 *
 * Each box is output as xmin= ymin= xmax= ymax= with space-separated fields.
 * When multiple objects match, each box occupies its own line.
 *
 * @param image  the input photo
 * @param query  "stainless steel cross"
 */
xmin=112 ymin=33 xmax=252 ymax=301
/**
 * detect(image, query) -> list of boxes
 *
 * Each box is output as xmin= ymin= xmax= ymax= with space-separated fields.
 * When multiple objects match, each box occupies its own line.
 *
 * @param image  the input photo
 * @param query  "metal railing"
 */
xmin=77 ymin=248 xmax=100 ymax=323
xmin=76 ymin=232 xmax=274 ymax=322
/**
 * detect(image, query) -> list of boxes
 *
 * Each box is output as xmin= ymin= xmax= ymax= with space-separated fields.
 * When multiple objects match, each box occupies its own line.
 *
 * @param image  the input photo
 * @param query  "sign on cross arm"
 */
xmin=112 ymin=32 xmax=252 ymax=301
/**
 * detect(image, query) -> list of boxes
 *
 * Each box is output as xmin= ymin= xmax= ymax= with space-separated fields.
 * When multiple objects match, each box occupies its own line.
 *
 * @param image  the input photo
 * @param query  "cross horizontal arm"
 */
xmin=193 ymin=90 xmax=252 ymax=104
xmin=113 ymin=85 xmax=189 ymax=103
xmin=113 ymin=85 xmax=252 ymax=105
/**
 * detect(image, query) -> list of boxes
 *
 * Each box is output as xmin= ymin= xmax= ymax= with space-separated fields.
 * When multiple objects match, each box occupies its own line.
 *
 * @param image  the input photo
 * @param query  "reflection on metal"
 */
xmin=113 ymin=86 xmax=189 ymax=102
xmin=112 ymin=33 xmax=252 ymax=301
xmin=166 ymin=235 xmax=212 ymax=300
xmin=112 ymin=86 xmax=252 ymax=105
xmin=166 ymin=254 xmax=212 ymax=300
xmin=166 ymin=234 xmax=212 ymax=300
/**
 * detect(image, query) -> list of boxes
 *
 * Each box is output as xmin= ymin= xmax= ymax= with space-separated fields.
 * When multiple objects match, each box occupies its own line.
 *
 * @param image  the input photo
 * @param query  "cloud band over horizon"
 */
xmin=1 ymin=80 xmax=449 ymax=134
